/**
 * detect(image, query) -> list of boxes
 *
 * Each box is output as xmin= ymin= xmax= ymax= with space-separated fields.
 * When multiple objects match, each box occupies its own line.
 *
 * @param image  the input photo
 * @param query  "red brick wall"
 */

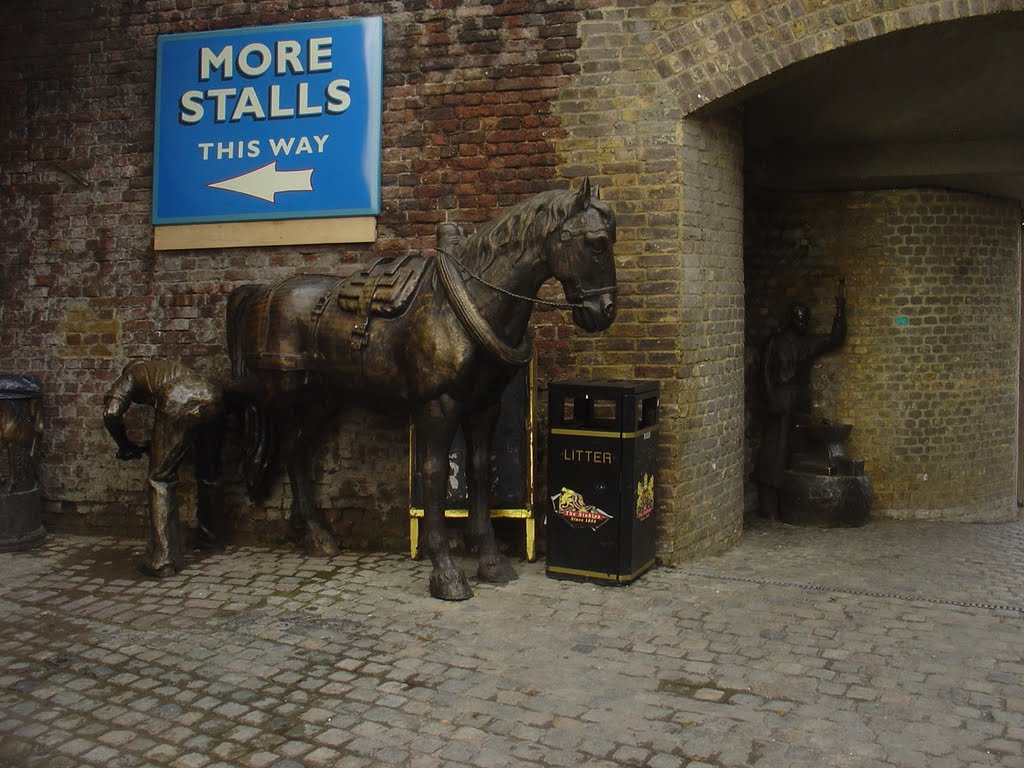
xmin=0 ymin=1 xmax=587 ymax=548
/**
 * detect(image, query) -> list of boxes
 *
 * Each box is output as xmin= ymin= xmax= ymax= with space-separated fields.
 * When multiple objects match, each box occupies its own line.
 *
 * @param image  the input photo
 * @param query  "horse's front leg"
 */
xmin=282 ymin=400 xmax=341 ymax=557
xmin=464 ymin=404 xmax=518 ymax=584
xmin=416 ymin=397 xmax=473 ymax=600
xmin=5 ymin=445 xmax=15 ymax=492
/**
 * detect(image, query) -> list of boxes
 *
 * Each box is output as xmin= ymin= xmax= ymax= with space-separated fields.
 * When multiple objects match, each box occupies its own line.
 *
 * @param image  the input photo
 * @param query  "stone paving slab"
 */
xmin=1 ymin=519 xmax=1023 ymax=767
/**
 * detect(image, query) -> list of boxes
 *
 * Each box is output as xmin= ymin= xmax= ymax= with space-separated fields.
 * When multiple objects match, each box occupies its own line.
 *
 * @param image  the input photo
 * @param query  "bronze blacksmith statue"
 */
xmin=103 ymin=360 xmax=226 ymax=576
xmin=757 ymin=283 xmax=847 ymax=520
xmin=756 ymin=279 xmax=872 ymax=526
xmin=227 ymin=180 xmax=617 ymax=600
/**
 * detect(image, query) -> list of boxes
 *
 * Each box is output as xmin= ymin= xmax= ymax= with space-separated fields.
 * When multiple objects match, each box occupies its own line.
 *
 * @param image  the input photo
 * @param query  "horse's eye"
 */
xmin=588 ymin=237 xmax=608 ymax=257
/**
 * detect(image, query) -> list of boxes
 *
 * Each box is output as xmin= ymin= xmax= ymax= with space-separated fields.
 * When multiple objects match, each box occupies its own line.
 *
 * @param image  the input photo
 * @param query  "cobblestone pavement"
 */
xmin=2 ymin=519 xmax=1023 ymax=768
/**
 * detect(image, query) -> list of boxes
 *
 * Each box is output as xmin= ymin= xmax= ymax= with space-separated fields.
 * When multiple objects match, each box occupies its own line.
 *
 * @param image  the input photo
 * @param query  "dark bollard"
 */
xmin=0 ymin=375 xmax=45 ymax=552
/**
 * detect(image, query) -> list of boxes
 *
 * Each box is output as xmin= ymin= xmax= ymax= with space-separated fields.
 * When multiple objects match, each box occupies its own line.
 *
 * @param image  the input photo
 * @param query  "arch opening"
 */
xmin=726 ymin=14 xmax=1024 ymax=523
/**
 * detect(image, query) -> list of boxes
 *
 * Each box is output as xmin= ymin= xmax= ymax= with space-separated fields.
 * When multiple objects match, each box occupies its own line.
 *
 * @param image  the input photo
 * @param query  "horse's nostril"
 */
xmin=604 ymin=302 xmax=616 ymax=320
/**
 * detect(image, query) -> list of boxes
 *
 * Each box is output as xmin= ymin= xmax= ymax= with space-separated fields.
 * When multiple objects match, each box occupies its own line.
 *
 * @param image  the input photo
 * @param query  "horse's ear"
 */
xmin=574 ymin=176 xmax=592 ymax=211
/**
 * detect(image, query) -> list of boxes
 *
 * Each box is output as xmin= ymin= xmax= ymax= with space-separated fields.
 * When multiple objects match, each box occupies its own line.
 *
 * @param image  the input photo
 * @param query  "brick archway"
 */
xmin=642 ymin=0 xmax=1024 ymax=115
xmin=656 ymin=2 xmax=1024 ymax=528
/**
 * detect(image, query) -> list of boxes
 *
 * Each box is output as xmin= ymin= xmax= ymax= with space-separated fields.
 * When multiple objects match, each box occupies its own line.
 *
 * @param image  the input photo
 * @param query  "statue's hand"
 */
xmin=117 ymin=443 xmax=148 ymax=461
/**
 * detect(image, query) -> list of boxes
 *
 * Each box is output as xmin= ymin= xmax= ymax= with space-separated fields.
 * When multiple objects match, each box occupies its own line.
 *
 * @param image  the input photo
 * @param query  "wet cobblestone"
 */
xmin=1 ymin=518 xmax=1023 ymax=767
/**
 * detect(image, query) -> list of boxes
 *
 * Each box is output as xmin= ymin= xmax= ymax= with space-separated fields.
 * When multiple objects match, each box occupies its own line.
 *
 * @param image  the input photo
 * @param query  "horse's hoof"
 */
xmin=194 ymin=530 xmax=224 ymax=552
xmin=302 ymin=523 xmax=340 ymax=556
xmin=304 ymin=533 xmax=341 ymax=557
xmin=478 ymin=556 xmax=519 ymax=584
xmin=137 ymin=559 xmax=178 ymax=578
xmin=430 ymin=567 xmax=473 ymax=601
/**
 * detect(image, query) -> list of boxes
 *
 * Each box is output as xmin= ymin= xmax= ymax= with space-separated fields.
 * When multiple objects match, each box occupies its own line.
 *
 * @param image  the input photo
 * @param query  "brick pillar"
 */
xmin=746 ymin=188 xmax=1021 ymax=522
xmin=668 ymin=114 xmax=746 ymax=560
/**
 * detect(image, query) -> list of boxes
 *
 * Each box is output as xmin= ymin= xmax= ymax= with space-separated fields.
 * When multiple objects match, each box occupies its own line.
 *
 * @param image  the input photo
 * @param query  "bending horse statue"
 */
xmin=227 ymin=180 xmax=617 ymax=600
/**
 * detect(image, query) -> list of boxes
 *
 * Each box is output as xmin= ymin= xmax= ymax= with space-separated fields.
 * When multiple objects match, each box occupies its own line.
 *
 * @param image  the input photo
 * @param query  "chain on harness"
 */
xmin=434 ymin=225 xmax=614 ymax=313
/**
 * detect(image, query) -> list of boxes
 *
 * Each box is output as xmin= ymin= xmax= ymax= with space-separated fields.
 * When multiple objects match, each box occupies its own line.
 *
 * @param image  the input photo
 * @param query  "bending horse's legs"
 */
xmin=416 ymin=397 xmax=472 ymax=601
xmin=193 ymin=417 xmax=225 ymax=551
xmin=141 ymin=414 xmax=189 ymax=577
xmin=464 ymin=404 xmax=518 ymax=584
xmin=5 ymin=445 xmax=14 ymax=492
xmin=282 ymin=397 xmax=341 ymax=557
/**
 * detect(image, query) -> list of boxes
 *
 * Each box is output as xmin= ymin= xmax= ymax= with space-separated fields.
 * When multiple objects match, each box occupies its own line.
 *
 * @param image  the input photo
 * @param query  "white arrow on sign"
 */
xmin=206 ymin=161 xmax=314 ymax=203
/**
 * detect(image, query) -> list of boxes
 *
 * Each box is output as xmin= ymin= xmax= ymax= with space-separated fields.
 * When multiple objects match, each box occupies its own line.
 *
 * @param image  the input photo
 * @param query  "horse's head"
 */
xmin=548 ymin=178 xmax=617 ymax=332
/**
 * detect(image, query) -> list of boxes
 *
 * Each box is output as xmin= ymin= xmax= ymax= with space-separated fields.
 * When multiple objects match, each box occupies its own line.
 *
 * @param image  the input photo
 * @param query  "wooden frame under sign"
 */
xmin=153 ymin=216 xmax=376 ymax=250
xmin=408 ymin=356 xmax=536 ymax=562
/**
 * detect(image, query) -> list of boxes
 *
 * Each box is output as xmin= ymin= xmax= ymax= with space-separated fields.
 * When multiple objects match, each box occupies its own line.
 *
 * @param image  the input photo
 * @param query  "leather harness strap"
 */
xmin=310 ymin=278 xmax=345 ymax=360
xmin=435 ymin=249 xmax=533 ymax=367
xmin=351 ymin=273 xmax=383 ymax=350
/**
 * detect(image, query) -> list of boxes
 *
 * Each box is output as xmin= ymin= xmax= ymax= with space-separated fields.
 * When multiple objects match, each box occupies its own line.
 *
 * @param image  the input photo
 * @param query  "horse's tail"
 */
xmin=226 ymin=284 xmax=277 ymax=502
xmin=28 ymin=399 xmax=42 ymax=458
xmin=226 ymin=284 xmax=262 ymax=379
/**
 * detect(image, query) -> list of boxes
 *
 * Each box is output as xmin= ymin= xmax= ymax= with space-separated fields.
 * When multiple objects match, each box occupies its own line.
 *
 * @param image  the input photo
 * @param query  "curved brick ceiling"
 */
xmin=733 ymin=13 xmax=1024 ymax=203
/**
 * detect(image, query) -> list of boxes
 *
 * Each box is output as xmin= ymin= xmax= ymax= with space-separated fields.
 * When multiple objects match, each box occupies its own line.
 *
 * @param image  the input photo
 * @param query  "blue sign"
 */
xmin=153 ymin=18 xmax=382 ymax=225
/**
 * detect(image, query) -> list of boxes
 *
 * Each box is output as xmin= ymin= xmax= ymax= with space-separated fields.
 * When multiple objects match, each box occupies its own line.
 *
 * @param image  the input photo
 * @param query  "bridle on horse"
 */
xmin=433 ymin=219 xmax=616 ymax=367
xmin=437 ymin=222 xmax=617 ymax=308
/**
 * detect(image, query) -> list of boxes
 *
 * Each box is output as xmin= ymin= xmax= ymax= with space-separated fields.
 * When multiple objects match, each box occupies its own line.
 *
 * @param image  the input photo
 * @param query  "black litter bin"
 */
xmin=547 ymin=380 xmax=658 ymax=584
xmin=0 ymin=374 xmax=45 ymax=552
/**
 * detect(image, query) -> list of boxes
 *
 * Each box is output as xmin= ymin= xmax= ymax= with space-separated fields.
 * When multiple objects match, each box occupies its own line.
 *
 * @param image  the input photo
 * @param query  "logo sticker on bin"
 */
xmin=551 ymin=487 xmax=612 ymax=530
xmin=636 ymin=474 xmax=655 ymax=522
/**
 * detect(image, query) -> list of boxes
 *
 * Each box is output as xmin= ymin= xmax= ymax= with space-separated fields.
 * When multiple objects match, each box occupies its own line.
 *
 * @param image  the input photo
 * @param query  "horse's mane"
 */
xmin=457 ymin=188 xmax=613 ymax=278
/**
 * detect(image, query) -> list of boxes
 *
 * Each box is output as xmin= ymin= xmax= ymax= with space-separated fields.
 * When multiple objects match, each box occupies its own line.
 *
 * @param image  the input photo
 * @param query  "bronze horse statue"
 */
xmin=226 ymin=180 xmax=617 ymax=599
